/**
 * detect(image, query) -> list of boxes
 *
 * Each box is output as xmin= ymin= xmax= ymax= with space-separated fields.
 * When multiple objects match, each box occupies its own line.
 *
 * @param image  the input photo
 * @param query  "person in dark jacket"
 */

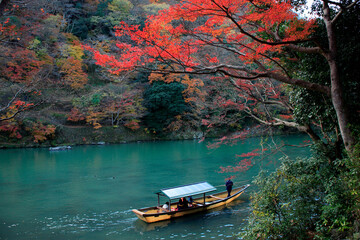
xmin=177 ymin=197 xmax=188 ymax=210
xmin=225 ymin=178 xmax=233 ymax=197
xmin=188 ymin=196 xmax=193 ymax=207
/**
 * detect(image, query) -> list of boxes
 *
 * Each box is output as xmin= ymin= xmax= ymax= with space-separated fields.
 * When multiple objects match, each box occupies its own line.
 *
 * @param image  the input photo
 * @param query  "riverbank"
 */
xmin=0 ymin=124 xmax=299 ymax=149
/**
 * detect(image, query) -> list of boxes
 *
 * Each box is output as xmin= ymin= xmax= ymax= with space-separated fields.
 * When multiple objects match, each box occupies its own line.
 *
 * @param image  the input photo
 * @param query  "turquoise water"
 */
xmin=0 ymin=135 xmax=310 ymax=239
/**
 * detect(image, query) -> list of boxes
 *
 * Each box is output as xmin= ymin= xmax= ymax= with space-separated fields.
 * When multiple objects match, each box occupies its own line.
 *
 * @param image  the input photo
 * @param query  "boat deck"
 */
xmin=139 ymin=187 xmax=242 ymax=214
xmin=132 ymin=185 xmax=249 ymax=223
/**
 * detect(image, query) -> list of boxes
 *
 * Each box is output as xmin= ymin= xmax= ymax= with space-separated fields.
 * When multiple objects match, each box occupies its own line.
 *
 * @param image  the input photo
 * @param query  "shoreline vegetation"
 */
xmin=0 ymin=125 xmax=299 ymax=149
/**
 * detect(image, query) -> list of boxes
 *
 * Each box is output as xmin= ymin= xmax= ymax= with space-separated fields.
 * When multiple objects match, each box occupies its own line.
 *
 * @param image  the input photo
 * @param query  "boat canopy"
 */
xmin=160 ymin=182 xmax=217 ymax=200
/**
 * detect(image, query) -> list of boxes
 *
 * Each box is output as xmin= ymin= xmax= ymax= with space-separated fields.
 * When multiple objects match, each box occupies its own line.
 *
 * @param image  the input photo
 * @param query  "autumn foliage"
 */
xmin=0 ymin=122 xmax=22 ymax=139
xmin=1 ymin=49 xmax=45 ymax=83
xmin=58 ymin=57 xmax=88 ymax=89
xmin=85 ymin=0 xmax=359 ymax=153
xmin=67 ymin=108 xmax=86 ymax=122
xmin=86 ymin=0 xmax=315 ymax=74
xmin=83 ymin=0 xmax=320 ymax=140
xmin=25 ymin=122 xmax=56 ymax=143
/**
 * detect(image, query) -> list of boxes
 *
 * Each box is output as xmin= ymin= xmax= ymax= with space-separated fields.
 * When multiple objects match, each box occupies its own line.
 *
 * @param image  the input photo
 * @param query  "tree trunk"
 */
xmin=323 ymin=0 xmax=355 ymax=153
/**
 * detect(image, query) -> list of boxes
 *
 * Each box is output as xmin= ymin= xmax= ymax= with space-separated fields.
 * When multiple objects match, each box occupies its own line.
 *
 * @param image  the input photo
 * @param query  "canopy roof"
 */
xmin=159 ymin=182 xmax=216 ymax=200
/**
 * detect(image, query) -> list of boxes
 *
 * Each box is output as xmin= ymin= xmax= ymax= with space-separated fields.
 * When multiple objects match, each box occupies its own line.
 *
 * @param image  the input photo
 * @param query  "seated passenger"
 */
xmin=177 ymin=198 xmax=184 ymax=210
xmin=182 ymin=197 xmax=189 ymax=208
xmin=177 ymin=197 xmax=188 ymax=210
xmin=188 ymin=196 xmax=193 ymax=207
xmin=162 ymin=202 xmax=169 ymax=211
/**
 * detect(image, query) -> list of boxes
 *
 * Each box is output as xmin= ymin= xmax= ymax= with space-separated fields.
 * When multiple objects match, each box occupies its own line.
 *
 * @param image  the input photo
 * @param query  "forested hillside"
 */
xmin=0 ymin=0 xmax=256 ymax=147
xmin=1 ymin=0 xmax=359 ymax=238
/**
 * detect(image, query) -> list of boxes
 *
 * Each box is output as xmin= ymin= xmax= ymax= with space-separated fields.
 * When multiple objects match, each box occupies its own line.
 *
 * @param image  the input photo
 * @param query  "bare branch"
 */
xmin=0 ymin=87 xmax=23 ymax=113
xmin=331 ymin=0 xmax=360 ymax=24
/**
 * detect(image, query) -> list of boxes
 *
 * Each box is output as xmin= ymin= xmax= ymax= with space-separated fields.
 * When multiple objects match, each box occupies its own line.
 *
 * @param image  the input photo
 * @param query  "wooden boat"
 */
xmin=132 ymin=182 xmax=250 ymax=223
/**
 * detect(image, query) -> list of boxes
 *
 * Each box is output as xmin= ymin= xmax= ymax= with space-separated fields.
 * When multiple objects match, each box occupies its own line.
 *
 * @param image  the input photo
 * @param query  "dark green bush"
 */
xmin=243 ymin=144 xmax=360 ymax=239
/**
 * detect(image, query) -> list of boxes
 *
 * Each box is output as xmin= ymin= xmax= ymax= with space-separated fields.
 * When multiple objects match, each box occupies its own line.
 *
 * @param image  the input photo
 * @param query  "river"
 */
xmin=0 ymin=135 xmax=310 ymax=239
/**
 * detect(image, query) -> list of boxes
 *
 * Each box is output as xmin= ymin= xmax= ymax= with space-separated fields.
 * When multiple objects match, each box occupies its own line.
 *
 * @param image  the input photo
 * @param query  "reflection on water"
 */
xmin=0 ymin=136 xmax=310 ymax=239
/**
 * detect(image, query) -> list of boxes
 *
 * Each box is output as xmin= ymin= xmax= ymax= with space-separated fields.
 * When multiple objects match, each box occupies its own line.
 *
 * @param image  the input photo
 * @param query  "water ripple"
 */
xmin=37 ymin=209 xmax=136 ymax=234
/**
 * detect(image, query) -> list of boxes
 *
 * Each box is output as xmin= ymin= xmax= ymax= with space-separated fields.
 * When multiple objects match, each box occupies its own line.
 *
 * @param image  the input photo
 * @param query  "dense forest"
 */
xmin=0 ymin=0 xmax=258 ymax=147
xmin=1 ymin=0 xmax=359 ymax=238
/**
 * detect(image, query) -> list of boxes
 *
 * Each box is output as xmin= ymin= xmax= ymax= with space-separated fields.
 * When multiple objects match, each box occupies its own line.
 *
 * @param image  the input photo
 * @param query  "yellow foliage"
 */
xmin=181 ymin=75 xmax=205 ymax=102
xmin=143 ymin=3 xmax=170 ymax=14
xmin=63 ymin=33 xmax=80 ymax=44
xmin=86 ymin=111 xmax=104 ymax=129
xmin=108 ymin=0 xmax=133 ymax=13
xmin=96 ymin=41 xmax=112 ymax=53
xmin=66 ymin=45 xmax=84 ymax=60
xmin=84 ymin=0 xmax=100 ymax=4
xmin=58 ymin=57 xmax=88 ymax=89
xmin=149 ymin=71 xmax=205 ymax=103
xmin=61 ymin=33 xmax=84 ymax=60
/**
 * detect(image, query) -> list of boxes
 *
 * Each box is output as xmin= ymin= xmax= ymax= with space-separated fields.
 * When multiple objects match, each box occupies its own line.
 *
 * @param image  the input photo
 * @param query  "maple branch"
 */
xmin=0 ymin=101 xmax=42 ymax=122
xmin=0 ymin=87 xmax=23 ymax=113
xmin=213 ymin=0 xmax=313 ymax=46
xmin=244 ymin=107 xmax=293 ymax=128
xmin=214 ymin=62 xmax=330 ymax=96
xmin=248 ymin=0 xmax=269 ymax=10
xmin=212 ymin=35 xmax=292 ymax=78
xmin=326 ymin=0 xmax=344 ymax=7
xmin=245 ymin=107 xmax=322 ymax=141
xmin=188 ymin=30 xmax=292 ymax=78
xmin=235 ymin=79 xmax=291 ymax=111
xmin=286 ymin=44 xmax=323 ymax=54
xmin=268 ymin=72 xmax=331 ymax=96
xmin=271 ymin=26 xmax=324 ymax=55
xmin=199 ymin=35 xmax=246 ymax=57
xmin=142 ymin=61 xmax=331 ymax=96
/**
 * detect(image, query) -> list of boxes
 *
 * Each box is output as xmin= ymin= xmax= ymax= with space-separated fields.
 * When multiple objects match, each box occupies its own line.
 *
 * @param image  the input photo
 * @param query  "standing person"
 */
xmin=225 ymin=178 xmax=233 ymax=197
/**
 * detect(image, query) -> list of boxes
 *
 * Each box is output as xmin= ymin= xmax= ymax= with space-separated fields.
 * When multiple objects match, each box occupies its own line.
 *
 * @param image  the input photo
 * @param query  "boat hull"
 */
xmin=132 ymin=184 xmax=250 ymax=223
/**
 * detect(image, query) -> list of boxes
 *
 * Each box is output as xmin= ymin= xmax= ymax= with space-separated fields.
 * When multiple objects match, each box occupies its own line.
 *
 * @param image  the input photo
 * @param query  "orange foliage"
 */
xmin=67 ymin=108 xmax=85 ymax=122
xmin=86 ymin=111 xmax=104 ymax=129
xmin=82 ymin=0 xmax=317 ymax=136
xmin=85 ymin=0 xmax=316 ymax=77
xmin=0 ymin=18 xmax=16 ymax=40
xmin=105 ymin=91 xmax=145 ymax=130
xmin=26 ymin=122 xmax=56 ymax=143
xmin=1 ymin=48 xmax=45 ymax=83
xmin=148 ymin=71 xmax=204 ymax=103
xmin=279 ymin=114 xmax=293 ymax=120
xmin=0 ymin=122 xmax=22 ymax=139
xmin=167 ymin=115 xmax=183 ymax=132
xmin=124 ymin=119 xmax=140 ymax=130
xmin=0 ymin=99 xmax=34 ymax=122
xmin=59 ymin=57 xmax=88 ymax=89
